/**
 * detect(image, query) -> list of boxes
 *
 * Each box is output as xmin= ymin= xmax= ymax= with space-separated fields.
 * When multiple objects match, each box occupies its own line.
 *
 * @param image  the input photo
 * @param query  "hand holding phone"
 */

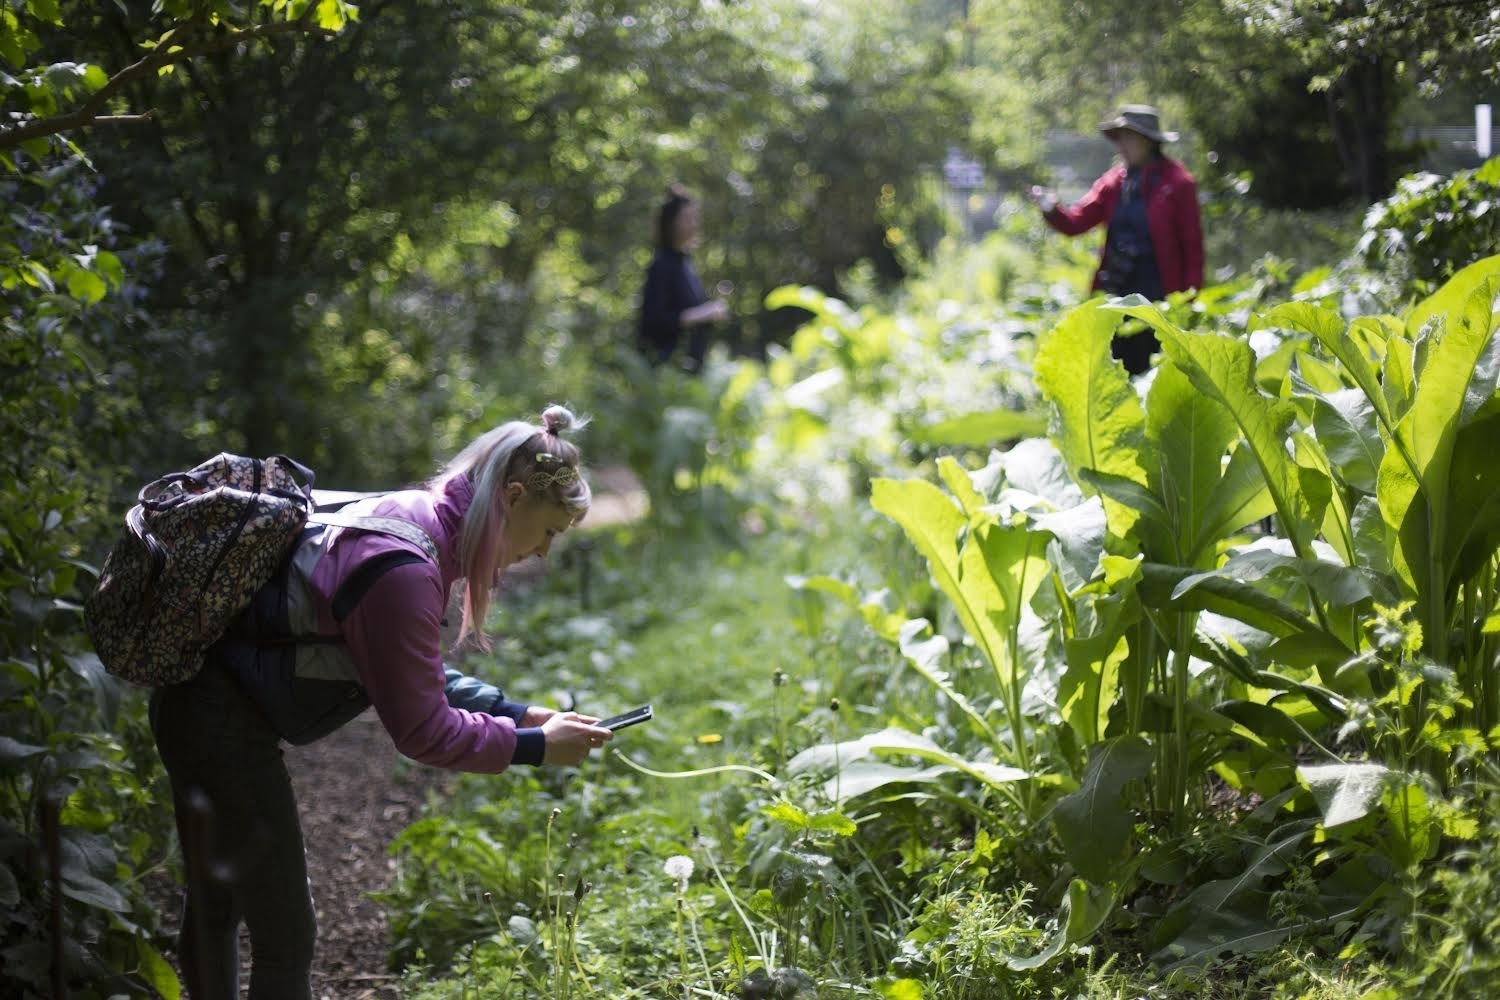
xmin=597 ymin=705 xmax=653 ymax=731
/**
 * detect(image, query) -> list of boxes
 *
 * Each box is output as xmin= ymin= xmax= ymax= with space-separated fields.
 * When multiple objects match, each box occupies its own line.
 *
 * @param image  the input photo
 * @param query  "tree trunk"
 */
xmin=1325 ymin=57 xmax=1394 ymax=203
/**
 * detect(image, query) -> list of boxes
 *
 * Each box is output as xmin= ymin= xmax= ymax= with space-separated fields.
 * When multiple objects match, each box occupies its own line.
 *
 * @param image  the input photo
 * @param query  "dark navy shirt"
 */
xmin=1104 ymin=166 xmax=1163 ymax=301
xmin=638 ymin=248 xmax=708 ymax=365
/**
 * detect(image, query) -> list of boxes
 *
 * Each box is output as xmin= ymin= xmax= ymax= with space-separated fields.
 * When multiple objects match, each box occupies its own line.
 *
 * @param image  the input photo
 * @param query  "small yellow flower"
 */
xmin=697 ymin=733 xmax=723 ymax=745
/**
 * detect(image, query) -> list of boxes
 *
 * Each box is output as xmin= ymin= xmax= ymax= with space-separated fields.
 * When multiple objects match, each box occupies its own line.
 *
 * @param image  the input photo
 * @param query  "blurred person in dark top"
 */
xmin=637 ymin=183 xmax=729 ymax=372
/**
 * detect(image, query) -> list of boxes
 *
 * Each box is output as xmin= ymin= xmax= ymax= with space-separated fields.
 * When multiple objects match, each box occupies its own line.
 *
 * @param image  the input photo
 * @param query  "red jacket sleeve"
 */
xmin=1043 ymin=167 xmax=1122 ymax=236
xmin=1175 ymin=174 xmax=1204 ymax=290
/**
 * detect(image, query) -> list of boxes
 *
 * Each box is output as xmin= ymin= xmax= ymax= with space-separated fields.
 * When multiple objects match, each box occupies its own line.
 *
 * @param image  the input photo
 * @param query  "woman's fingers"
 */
xmin=540 ymin=714 xmax=613 ymax=765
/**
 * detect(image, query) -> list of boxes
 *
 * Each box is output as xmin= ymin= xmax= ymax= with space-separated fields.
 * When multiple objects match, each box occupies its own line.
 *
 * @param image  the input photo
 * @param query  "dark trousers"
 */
xmin=641 ymin=326 xmax=709 ymax=373
xmin=1112 ymin=328 xmax=1161 ymax=376
xmin=150 ymin=664 xmax=316 ymax=1000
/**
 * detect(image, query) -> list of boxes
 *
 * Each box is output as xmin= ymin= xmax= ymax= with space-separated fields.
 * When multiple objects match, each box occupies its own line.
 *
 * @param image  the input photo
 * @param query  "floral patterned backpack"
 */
xmin=84 ymin=453 xmax=317 ymax=686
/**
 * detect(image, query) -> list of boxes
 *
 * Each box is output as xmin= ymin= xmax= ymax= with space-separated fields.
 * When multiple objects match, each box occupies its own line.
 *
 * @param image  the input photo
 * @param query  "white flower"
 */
xmin=663 ymin=854 xmax=694 ymax=890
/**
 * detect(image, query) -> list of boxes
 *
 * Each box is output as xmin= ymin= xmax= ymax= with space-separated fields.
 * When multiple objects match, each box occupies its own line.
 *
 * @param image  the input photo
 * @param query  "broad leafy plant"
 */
xmin=795 ymin=255 xmax=1500 ymax=973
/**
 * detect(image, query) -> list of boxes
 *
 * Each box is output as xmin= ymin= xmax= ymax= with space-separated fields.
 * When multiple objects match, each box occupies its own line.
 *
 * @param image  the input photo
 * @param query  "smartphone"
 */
xmin=597 ymin=705 xmax=653 ymax=731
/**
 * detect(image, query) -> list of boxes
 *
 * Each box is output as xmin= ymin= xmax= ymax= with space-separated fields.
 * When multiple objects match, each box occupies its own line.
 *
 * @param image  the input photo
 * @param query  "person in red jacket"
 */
xmin=1029 ymin=104 xmax=1204 ymax=374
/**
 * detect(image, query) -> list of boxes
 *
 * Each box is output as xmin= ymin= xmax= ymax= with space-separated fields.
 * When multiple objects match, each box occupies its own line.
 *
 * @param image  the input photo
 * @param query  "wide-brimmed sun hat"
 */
xmin=1097 ymin=104 xmax=1179 ymax=143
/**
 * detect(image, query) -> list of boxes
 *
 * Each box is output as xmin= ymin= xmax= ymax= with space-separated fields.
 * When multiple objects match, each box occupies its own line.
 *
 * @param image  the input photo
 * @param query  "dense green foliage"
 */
xmin=0 ymin=157 xmax=179 ymax=998
xmin=4 ymin=0 xmax=1500 ymax=996
xmin=372 ymin=247 xmax=1500 ymax=998
xmin=1358 ymin=158 xmax=1500 ymax=296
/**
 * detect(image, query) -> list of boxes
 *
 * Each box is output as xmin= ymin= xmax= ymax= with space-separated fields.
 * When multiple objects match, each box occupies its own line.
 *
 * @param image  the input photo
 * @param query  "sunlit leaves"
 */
xmin=870 ymin=476 xmax=1006 ymax=685
xmin=1133 ymin=306 xmax=1331 ymax=558
xmin=1377 ymin=273 xmax=1500 ymax=610
xmin=1 ymin=0 xmax=356 ymax=153
xmin=785 ymin=725 xmax=1031 ymax=806
xmin=1034 ymin=301 xmax=1147 ymax=541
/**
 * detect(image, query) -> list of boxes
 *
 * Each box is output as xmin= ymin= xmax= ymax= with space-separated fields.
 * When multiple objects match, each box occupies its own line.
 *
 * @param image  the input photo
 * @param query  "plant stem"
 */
xmin=1171 ymin=612 xmax=1193 ymax=830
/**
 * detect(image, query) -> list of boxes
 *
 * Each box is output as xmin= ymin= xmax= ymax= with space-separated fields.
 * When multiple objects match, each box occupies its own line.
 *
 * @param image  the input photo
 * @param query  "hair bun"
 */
xmin=541 ymin=404 xmax=588 ymax=436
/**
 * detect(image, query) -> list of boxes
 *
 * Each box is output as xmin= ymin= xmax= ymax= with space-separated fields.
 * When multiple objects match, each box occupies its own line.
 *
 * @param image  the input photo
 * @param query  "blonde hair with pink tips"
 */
xmin=433 ymin=404 xmax=591 ymax=648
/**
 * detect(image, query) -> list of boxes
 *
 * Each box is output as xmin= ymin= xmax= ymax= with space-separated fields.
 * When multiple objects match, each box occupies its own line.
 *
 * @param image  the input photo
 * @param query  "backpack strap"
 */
xmin=311 ymin=488 xmax=384 ymax=511
xmin=309 ymin=511 xmax=439 ymax=562
xmin=330 ymin=549 xmax=429 ymax=623
xmin=307 ymin=512 xmax=442 ymax=624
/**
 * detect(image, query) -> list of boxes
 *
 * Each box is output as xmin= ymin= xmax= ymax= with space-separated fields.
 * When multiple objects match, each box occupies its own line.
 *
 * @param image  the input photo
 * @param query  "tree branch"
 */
xmin=0 ymin=16 xmax=337 ymax=151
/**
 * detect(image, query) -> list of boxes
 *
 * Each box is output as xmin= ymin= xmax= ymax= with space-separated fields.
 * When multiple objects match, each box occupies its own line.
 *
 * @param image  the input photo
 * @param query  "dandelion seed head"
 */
xmin=664 ymin=854 xmax=695 ymax=885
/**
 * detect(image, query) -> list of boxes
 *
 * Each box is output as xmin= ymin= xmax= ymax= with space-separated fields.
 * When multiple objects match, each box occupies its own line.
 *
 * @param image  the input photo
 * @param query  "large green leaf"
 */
xmin=1260 ymin=302 xmax=1374 ymax=401
xmin=1378 ymin=277 xmax=1500 ymax=603
xmin=1215 ymin=700 xmax=1314 ymax=748
xmin=1077 ymin=468 xmax=1172 ymax=557
xmin=1404 ymin=254 xmax=1500 ymax=340
xmin=136 ymin=941 xmax=182 ymax=1000
xmin=872 ymin=473 xmax=1052 ymax=694
xmin=0 ymin=735 xmax=46 ymax=767
xmin=1060 ymin=630 xmax=1128 ymax=748
xmin=1154 ymin=892 xmax=1297 ymax=972
xmin=905 ymin=408 xmax=1049 ymax=447
xmin=1146 ymin=361 xmax=1238 ymax=565
xmin=1032 ymin=497 xmax=1107 ymax=593
xmin=972 ymin=519 xmax=1054 ymax=690
xmin=872 ymin=477 xmax=1008 ymax=680
xmin=1198 ymin=547 xmax=1374 ymax=611
xmin=938 ymin=455 xmax=989 ymax=520
xmin=1034 ymin=301 xmax=1149 ymax=540
xmin=816 ymin=759 xmax=957 ymax=804
xmin=1190 ymin=445 xmax=1277 ymax=559
xmin=1298 ymin=762 xmax=1391 ymax=828
xmin=1140 ymin=562 xmax=1321 ymax=638
xmin=1306 ymin=386 xmax=1383 ymax=494
xmin=895 ymin=619 xmax=996 ymax=743
xmin=1193 ymin=633 xmax=1348 ymax=718
xmin=1383 ymin=332 xmax=1417 ymax=422
xmin=996 ymin=437 xmax=1084 ymax=510
xmin=1133 ymin=316 xmax=1330 ymax=557
xmin=1266 ymin=304 xmax=1397 ymax=437
xmin=1059 ymin=559 xmax=1142 ymax=746
xmin=1442 ymin=410 xmax=1500 ymax=589
xmin=1152 ymin=825 xmax=1309 ymax=955
xmin=1382 ymin=778 xmax=1437 ymax=868
xmin=1053 ymin=735 xmax=1153 ymax=883
xmin=61 ymin=868 xmax=130 ymax=912
xmin=787 ymin=727 xmax=1031 ymax=799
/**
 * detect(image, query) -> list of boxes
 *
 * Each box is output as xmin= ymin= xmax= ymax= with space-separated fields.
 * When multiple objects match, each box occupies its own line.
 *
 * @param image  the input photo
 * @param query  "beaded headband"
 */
xmin=525 ymin=452 xmax=581 ymax=493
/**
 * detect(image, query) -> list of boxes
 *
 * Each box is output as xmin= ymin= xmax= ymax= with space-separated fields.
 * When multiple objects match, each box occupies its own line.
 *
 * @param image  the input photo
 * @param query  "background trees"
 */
xmin=961 ymin=0 xmax=1498 ymax=207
